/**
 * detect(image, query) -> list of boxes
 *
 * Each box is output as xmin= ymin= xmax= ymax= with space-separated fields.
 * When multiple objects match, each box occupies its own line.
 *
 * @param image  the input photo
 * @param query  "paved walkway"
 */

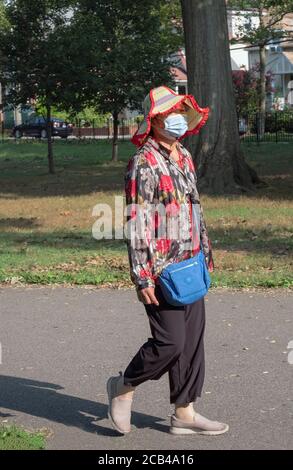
xmin=0 ymin=285 xmax=292 ymax=450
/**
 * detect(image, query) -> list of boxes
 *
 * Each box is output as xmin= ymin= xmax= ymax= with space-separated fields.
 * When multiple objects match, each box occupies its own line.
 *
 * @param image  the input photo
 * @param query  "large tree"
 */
xmin=0 ymin=0 xmax=100 ymax=174
xmin=181 ymin=0 xmax=262 ymax=194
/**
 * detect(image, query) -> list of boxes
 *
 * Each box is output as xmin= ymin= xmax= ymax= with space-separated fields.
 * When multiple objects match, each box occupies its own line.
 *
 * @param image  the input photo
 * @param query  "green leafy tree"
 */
xmin=0 ymin=0 xmax=182 ymax=169
xmin=0 ymin=0 xmax=101 ymax=173
xmin=76 ymin=0 xmax=181 ymax=161
xmin=0 ymin=1 xmax=9 ymax=31
xmin=157 ymin=0 xmax=184 ymax=53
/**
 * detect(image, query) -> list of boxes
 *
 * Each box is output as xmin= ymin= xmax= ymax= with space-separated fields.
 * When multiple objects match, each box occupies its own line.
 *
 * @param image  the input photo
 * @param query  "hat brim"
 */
xmin=131 ymin=86 xmax=209 ymax=147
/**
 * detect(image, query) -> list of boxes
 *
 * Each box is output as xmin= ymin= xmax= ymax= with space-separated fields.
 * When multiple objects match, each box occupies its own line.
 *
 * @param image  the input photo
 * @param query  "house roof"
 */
xmin=170 ymin=48 xmax=187 ymax=82
xmin=171 ymin=66 xmax=187 ymax=81
xmin=283 ymin=50 xmax=293 ymax=65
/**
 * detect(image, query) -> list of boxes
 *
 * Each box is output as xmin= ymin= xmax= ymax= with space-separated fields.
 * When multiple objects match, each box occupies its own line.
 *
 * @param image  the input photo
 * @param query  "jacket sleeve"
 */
xmin=198 ymin=202 xmax=215 ymax=272
xmin=124 ymin=152 xmax=156 ymax=290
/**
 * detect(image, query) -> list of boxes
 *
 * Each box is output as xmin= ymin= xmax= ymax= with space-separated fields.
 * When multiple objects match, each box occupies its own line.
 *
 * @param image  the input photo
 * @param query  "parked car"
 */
xmin=12 ymin=116 xmax=73 ymax=139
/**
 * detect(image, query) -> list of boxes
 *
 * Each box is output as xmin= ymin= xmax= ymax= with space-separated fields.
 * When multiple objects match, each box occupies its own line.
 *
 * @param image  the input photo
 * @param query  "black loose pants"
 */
xmin=123 ymin=283 xmax=206 ymax=405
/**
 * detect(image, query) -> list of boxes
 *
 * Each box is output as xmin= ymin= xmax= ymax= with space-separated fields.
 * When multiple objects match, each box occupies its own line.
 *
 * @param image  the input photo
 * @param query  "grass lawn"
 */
xmin=0 ymin=139 xmax=292 ymax=289
xmin=0 ymin=425 xmax=45 ymax=450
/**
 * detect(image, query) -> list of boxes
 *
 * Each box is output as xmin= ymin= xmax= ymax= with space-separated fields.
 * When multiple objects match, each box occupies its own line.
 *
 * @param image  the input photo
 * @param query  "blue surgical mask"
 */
xmin=164 ymin=113 xmax=188 ymax=138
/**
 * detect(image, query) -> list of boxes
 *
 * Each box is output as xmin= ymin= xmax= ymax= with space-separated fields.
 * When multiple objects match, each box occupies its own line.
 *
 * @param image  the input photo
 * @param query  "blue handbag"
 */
xmin=158 ymin=246 xmax=211 ymax=306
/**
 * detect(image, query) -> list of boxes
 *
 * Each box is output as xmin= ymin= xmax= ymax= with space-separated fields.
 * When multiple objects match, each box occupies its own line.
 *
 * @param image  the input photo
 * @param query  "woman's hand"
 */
xmin=137 ymin=287 xmax=160 ymax=306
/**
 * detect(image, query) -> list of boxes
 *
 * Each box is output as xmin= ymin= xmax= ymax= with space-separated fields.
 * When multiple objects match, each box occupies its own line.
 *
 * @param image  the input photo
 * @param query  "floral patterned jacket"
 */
xmin=124 ymin=135 xmax=214 ymax=291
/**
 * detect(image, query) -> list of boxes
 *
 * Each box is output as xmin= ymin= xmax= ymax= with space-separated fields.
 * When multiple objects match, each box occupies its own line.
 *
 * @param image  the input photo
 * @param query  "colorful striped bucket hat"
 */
xmin=131 ymin=85 xmax=209 ymax=147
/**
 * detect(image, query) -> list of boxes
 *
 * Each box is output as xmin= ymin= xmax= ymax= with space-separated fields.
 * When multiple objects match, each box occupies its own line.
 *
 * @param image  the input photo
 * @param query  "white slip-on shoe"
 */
xmin=106 ymin=371 xmax=133 ymax=434
xmin=169 ymin=412 xmax=229 ymax=436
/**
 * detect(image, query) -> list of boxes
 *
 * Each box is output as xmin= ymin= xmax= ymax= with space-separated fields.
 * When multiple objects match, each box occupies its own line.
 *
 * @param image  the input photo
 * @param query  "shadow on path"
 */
xmin=0 ymin=375 xmax=169 ymax=436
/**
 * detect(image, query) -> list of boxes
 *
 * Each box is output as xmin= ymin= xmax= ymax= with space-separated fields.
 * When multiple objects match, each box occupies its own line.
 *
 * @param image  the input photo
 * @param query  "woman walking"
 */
xmin=106 ymin=86 xmax=229 ymax=436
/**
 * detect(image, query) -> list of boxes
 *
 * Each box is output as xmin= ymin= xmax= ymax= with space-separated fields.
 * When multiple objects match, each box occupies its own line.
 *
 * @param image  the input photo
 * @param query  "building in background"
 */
xmin=170 ymin=48 xmax=188 ymax=94
xmin=227 ymin=8 xmax=293 ymax=110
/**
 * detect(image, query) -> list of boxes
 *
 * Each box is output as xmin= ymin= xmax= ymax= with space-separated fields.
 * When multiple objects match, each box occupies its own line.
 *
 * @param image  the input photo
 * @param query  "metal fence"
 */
xmin=0 ymin=117 xmax=142 ymax=142
xmin=71 ymin=118 xmax=141 ymax=140
xmin=239 ymin=112 xmax=293 ymax=142
xmin=2 ymin=112 xmax=293 ymax=143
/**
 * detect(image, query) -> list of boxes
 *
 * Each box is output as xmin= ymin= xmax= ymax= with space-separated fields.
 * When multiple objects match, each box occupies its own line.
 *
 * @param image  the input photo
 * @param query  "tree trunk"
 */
xmin=258 ymin=46 xmax=267 ymax=139
xmin=46 ymin=104 xmax=55 ymax=174
xmin=181 ymin=0 xmax=263 ymax=194
xmin=257 ymin=3 xmax=266 ymax=139
xmin=111 ymin=110 xmax=119 ymax=161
